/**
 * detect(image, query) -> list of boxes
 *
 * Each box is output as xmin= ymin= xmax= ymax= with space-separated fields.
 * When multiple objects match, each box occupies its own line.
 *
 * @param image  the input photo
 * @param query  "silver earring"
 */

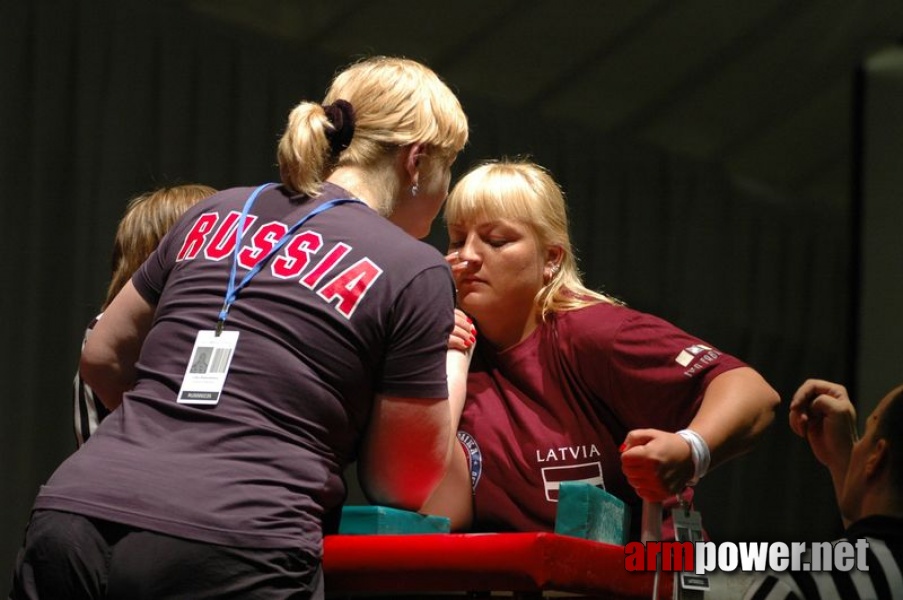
xmin=551 ymin=264 xmax=560 ymax=275
xmin=411 ymin=183 xmax=419 ymax=196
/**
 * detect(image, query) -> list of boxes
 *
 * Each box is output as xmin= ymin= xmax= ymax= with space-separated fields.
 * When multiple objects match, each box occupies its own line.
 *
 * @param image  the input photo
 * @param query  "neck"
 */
xmin=479 ymin=310 xmax=542 ymax=352
xmin=327 ymin=167 xmax=386 ymax=213
xmin=851 ymin=484 xmax=903 ymax=524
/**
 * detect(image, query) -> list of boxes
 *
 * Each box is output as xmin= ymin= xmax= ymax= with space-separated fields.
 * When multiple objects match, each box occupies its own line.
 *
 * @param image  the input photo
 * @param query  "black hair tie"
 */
xmin=322 ymin=99 xmax=356 ymax=157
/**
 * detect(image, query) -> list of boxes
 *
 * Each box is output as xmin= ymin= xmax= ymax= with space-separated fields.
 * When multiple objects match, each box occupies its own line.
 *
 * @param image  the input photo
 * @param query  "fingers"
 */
xmin=809 ymin=394 xmax=858 ymax=443
xmin=445 ymin=251 xmax=470 ymax=279
xmin=621 ymin=455 xmax=674 ymax=502
xmin=621 ymin=429 xmax=656 ymax=452
xmin=620 ymin=429 xmax=693 ymax=502
xmin=789 ymin=379 xmax=853 ymax=438
xmin=447 ymin=308 xmax=477 ymax=352
xmin=788 ymin=409 xmax=809 ymax=439
xmin=791 ymin=379 xmax=847 ymax=412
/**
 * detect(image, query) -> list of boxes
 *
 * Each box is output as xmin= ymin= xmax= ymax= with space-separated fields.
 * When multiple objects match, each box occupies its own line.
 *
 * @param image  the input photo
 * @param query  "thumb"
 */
xmin=621 ymin=429 xmax=656 ymax=452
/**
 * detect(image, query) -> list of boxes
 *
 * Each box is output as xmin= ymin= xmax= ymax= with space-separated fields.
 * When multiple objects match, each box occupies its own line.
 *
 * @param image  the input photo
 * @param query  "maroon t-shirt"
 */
xmin=457 ymin=302 xmax=746 ymax=538
xmin=36 ymin=183 xmax=455 ymax=553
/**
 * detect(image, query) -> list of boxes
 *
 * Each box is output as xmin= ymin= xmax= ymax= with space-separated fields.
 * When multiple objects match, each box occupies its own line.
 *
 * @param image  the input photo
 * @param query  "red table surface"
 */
xmin=323 ymin=532 xmax=672 ymax=598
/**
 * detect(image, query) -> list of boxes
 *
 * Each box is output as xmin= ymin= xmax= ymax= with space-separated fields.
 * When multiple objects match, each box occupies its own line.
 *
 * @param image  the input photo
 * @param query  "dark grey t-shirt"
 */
xmin=36 ymin=183 xmax=455 ymax=553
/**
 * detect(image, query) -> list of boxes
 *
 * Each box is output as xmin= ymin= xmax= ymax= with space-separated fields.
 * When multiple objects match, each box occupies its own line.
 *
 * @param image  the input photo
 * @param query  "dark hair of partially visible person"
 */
xmin=103 ymin=184 xmax=217 ymax=309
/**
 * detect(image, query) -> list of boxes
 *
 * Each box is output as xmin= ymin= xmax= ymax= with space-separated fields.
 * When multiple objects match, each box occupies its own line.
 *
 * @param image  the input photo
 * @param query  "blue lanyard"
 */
xmin=216 ymin=183 xmax=363 ymax=334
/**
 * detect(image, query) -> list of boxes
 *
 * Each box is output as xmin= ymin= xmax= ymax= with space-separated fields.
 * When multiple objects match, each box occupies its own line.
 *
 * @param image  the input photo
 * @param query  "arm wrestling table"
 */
xmin=323 ymin=532 xmax=671 ymax=599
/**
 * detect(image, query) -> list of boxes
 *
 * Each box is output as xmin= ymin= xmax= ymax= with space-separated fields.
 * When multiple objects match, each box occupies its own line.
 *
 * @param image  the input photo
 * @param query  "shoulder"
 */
xmin=845 ymin=515 xmax=903 ymax=540
xmin=317 ymin=184 xmax=450 ymax=273
xmin=555 ymin=301 xmax=634 ymax=330
xmin=355 ymin=221 xmax=450 ymax=291
xmin=189 ymin=185 xmax=262 ymax=213
xmin=554 ymin=302 xmax=672 ymax=345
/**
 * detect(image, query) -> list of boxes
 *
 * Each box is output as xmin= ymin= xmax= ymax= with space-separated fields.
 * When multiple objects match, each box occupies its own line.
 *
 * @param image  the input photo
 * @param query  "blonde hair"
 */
xmin=445 ymin=160 xmax=620 ymax=319
xmin=103 ymin=184 xmax=216 ymax=309
xmin=277 ymin=56 xmax=469 ymax=209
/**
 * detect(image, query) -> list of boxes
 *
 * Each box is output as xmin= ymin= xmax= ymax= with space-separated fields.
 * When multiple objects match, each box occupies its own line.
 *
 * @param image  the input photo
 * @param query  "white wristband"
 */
xmin=676 ymin=429 xmax=710 ymax=486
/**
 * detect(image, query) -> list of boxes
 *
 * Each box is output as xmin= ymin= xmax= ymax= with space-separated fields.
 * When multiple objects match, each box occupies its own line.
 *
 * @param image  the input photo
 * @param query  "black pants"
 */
xmin=9 ymin=510 xmax=323 ymax=600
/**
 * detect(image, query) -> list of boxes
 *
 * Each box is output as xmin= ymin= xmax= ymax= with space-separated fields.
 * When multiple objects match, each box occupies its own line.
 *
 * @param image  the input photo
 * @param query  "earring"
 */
xmin=551 ymin=264 xmax=560 ymax=276
xmin=411 ymin=183 xmax=419 ymax=197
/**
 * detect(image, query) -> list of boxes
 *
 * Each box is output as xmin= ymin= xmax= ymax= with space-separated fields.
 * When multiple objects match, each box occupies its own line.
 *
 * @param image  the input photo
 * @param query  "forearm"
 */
xmin=358 ymin=346 xmax=471 ymax=512
xmin=359 ymin=395 xmax=452 ymax=511
xmin=80 ymin=282 xmax=155 ymax=410
xmin=419 ymin=347 xmax=474 ymax=525
xmin=420 ymin=439 xmax=474 ymax=529
xmin=446 ymin=348 xmax=470 ymax=432
xmin=79 ymin=357 xmax=135 ymax=411
xmin=80 ymin=326 xmax=145 ymax=410
xmin=686 ymin=367 xmax=780 ymax=471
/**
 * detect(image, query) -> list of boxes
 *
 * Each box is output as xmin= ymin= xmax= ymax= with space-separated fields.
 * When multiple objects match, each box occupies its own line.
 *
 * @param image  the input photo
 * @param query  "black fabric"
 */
xmin=9 ymin=510 xmax=322 ymax=600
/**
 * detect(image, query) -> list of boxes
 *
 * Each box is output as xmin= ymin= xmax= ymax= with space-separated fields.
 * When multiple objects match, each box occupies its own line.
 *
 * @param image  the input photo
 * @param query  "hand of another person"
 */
xmin=789 ymin=379 xmax=857 ymax=469
xmin=620 ymin=429 xmax=695 ymax=502
xmin=445 ymin=250 xmax=469 ymax=271
xmin=445 ymin=251 xmax=472 ymax=290
xmin=447 ymin=308 xmax=476 ymax=353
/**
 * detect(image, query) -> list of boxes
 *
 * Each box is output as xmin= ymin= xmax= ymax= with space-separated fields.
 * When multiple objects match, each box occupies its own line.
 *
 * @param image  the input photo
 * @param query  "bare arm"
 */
xmin=357 ymin=393 xmax=453 ymax=511
xmin=358 ymin=308 xmax=475 ymax=511
xmin=685 ymin=366 xmax=780 ymax=468
xmin=419 ymin=434 xmax=474 ymax=529
xmin=79 ymin=281 xmax=156 ymax=411
xmin=419 ymin=309 xmax=476 ymax=528
xmin=621 ymin=367 xmax=780 ymax=501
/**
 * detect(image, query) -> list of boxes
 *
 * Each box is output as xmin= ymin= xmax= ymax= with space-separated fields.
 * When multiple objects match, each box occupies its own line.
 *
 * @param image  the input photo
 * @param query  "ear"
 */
xmin=404 ymin=143 xmax=426 ymax=183
xmin=864 ymin=438 xmax=888 ymax=479
xmin=545 ymin=245 xmax=564 ymax=270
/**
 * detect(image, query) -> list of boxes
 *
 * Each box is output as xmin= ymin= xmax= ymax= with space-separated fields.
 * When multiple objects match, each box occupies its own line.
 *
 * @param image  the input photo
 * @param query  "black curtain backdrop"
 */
xmin=1 ymin=0 xmax=852 ymax=578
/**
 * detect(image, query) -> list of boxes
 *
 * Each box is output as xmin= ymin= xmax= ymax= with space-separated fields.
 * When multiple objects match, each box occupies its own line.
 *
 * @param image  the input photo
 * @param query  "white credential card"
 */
xmin=177 ymin=330 xmax=240 ymax=405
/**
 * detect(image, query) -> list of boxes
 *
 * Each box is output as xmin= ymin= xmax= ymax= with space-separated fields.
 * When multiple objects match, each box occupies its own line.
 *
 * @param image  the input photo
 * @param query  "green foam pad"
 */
xmin=338 ymin=505 xmax=451 ymax=535
xmin=553 ymin=482 xmax=630 ymax=545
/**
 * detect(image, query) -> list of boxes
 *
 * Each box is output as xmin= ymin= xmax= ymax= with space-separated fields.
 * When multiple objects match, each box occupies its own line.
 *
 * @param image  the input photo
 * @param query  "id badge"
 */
xmin=673 ymin=505 xmax=711 ymax=592
xmin=177 ymin=330 xmax=239 ymax=405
